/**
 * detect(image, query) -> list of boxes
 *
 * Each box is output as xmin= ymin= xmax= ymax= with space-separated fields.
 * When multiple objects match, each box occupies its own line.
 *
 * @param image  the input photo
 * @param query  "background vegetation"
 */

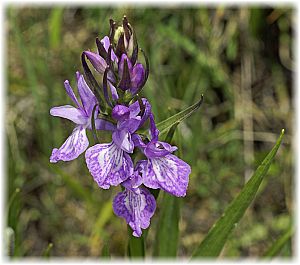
xmin=6 ymin=6 xmax=294 ymax=258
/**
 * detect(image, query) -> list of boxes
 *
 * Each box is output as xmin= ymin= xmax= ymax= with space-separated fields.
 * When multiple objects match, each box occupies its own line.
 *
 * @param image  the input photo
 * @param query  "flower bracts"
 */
xmin=50 ymin=17 xmax=191 ymax=237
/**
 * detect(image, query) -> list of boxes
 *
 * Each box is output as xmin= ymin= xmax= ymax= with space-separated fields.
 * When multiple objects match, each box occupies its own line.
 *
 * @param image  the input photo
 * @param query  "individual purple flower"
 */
xmin=50 ymin=71 xmax=114 ymax=163
xmin=113 ymin=164 xmax=156 ymax=237
xmin=118 ymin=54 xmax=145 ymax=95
xmin=113 ymin=98 xmax=153 ymax=150
xmin=135 ymin=114 xmax=191 ymax=197
xmin=85 ymin=99 xmax=151 ymax=189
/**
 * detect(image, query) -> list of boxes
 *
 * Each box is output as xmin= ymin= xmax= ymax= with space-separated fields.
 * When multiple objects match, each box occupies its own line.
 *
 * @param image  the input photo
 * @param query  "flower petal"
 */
xmin=112 ymin=105 xmax=130 ymax=122
xmin=132 ymin=134 xmax=147 ymax=149
xmin=84 ymin=51 xmax=107 ymax=74
xmin=86 ymin=118 xmax=116 ymax=131
xmin=50 ymin=105 xmax=87 ymax=125
xmin=64 ymin=80 xmax=81 ymax=109
xmin=122 ymin=170 xmax=143 ymax=191
xmin=118 ymin=117 xmax=141 ymax=134
xmin=128 ymin=100 xmax=141 ymax=118
xmin=101 ymin=36 xmax=118 ymax=62
xmin=144 ymin=140 xmax=177 ymax=158
xmin=77 ymin=73 xmax=97 ymax=117
xmin=112 ymin=129 xmax=134 ymax=153
xmin=85 ymin=142 xmax=133 ymax=189
xmin=113 ymin=187 xmax=156 ymax=237
xmin=130 ymin=63 xmax=145 ymax=94
xmin=149 ymin=113 xmax=159 ymax=141
xmin=108 ymin=81 xmax=119 ymax=100
xmin=50 ymin=126 xmax=89 ymax=163
xmin=143 ymin=154 xmax=191 ymax=197
xmin=118 ymin=53 xmax=133 ymax=77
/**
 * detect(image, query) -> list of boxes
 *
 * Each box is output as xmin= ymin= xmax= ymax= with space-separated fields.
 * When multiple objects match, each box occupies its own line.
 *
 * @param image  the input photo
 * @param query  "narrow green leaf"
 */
xmin=263 ymin=225 xmax=294 ymax=258
xmin=89 ymin=201 xmax=113 ymax=250
xmin=47 ymin=162 xmax=95 ymax=208
xmin=101 ymin=242 xmax=111 ymax=258
xmin=192 ymin=129 xmax=285 ymax=258
xmin=153 ymin=193 xmax=181 ymax=257
xmin=153 ymin=122 xmax=181 ymax=257
xmin=127 ymin=228 xmax=145 ymax=258
xmin=153 ymin=95 xmax=203 ymax=136
xmin=7 ymin=188 xmax=20 ymax=212
xmin=49 ymin=8 xmax=64 ymax=49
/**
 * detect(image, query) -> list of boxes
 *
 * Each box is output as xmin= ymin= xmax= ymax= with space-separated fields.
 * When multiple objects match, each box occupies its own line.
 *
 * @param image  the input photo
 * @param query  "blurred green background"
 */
xmin=6 ymin=6 xmax=294 ymax=258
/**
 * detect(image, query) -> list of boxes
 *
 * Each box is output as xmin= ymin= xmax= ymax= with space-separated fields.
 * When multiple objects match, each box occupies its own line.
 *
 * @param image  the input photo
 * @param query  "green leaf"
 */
xmin=142 ymin=95 xmax=203 ymax=136
xmin=153 ymin=122 xmax=181 ymax=257
xmin=127 ymin=228 xmax=145 ymax=258
xmin=263 ymin=225 xmax=294 ymax=258
xmin=192 ymin=129 xmax=285 ymax=258
xmin=101 ymin=242 xmax=111 ymax=258
xmin=153 ymin=193 xmax=181 ymax=257
xmin=89 ymin=201 xmax=113 ymax=250
xmin=49 ymin=8 xmax=64 ymax=49
xmin=47 ymin=161 xmax=95 ymax=208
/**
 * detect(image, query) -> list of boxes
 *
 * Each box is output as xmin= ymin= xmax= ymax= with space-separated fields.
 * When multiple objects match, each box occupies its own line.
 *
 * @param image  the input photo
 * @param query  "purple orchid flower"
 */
xmin=85 ymin=99 xmax=151 ymax=189
xmin=134 ymin=114 xmax=191 ymax=197
xmin=113 ymin=162 xmax=156 ymax=237
xmin=113 ymin=187 xmax=156 ymax=237
xmin=50 ymin=71 xmax=114 ymax=163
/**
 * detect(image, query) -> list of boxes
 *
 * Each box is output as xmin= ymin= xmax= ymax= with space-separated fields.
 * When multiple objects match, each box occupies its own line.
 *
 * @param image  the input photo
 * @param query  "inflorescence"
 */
xmin=50 ymin=16 xmax=191 ymax=237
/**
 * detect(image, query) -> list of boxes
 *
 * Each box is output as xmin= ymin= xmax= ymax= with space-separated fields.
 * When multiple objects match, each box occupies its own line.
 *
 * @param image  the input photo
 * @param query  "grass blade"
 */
xmin=127 ymin=228 xmax=145 ymax=258
xmin=192 ymin=129 xmax=285 ymax=258
xmin=263 ymin=225 xmax=294 ymax=258
xmin=101 ymin=242 xmax=110 ymax=258
xmin=49 ymin=8 xmax=64 ymax=49
xmin=153 ymin=193 xmax=181 ymax=257
xmin=154 ymin=95 xmax=203 ymax=135
xmin=153 ymin=122 xmax=181 ymax=257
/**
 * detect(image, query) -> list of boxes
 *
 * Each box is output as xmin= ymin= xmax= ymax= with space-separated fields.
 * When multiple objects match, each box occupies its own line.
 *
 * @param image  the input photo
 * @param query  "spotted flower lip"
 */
xmin=141 ymin=154 xmax=191 ymax=197
xmin=49 ymin=72 xmax=114 ymax=163
xmin=85 ymin=142 xmax=133 ymax=189
xmin=113 ymin=186 xmax=156 ymax=237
